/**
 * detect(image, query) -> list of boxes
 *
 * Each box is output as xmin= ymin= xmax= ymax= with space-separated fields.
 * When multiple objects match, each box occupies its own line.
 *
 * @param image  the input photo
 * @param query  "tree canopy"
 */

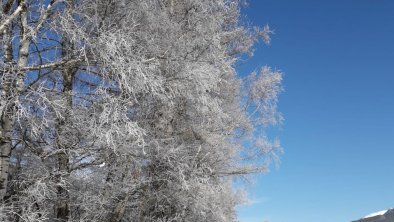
xmin=0 ymin=0 xmax=282 ymax=221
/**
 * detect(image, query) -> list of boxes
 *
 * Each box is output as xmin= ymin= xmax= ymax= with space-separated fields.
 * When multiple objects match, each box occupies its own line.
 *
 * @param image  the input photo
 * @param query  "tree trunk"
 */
xmin=55 ymin=40 xmax=77 ymax=221
xmin=108 ymin=195 xmax=129 ymax=222
xmin=55 ymin=152 xmax=70 ymax=221
xmin=0 ymin=115 xmax=12 ymax=199
xmin=0 ymin=0 xmax=24 ymax=200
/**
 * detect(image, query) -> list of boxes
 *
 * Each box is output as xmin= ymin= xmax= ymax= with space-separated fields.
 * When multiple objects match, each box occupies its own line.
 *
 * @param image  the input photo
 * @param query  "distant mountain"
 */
xmin=352 ymin=209 xmax=394 ymax=222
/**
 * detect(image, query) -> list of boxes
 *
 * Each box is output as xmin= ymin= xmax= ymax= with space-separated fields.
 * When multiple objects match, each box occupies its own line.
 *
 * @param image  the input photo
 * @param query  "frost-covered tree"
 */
xmin=0 ymin=0 xmax=282 ymax=221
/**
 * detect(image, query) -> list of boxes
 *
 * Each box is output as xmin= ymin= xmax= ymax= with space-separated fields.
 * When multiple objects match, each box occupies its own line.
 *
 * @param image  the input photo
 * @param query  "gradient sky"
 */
xmin=237 ymin=1 xmax=394 ymax=222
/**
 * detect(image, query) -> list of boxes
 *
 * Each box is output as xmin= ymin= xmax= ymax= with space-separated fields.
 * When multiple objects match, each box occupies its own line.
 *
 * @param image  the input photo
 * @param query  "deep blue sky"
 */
xmin=237 ymin=1 xmax=394 ymax=222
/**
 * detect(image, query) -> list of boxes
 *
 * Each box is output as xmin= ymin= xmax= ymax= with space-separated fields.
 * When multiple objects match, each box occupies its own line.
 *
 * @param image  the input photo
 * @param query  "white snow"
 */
xmin=363 ymin=209 xmax=388 ymax=219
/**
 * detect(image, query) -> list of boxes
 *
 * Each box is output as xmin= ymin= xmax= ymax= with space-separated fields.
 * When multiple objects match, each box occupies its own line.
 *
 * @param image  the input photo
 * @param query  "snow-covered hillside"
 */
xmin=352 ymin=208 xmax=394 ymax=222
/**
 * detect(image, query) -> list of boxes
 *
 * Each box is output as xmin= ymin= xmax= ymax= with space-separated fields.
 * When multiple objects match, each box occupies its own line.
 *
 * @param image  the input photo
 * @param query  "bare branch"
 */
xmin=0 ymin=1 xmax=25 ymax=34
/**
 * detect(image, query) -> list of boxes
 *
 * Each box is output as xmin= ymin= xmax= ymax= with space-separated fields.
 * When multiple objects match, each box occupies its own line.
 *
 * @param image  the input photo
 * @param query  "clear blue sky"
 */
xmin=237 ymin=1 xmax=394 ymax=222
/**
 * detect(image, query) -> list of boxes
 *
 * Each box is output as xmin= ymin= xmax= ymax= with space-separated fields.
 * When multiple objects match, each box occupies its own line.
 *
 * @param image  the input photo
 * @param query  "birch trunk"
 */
xmin=0 ymin=112 xmax=12 ymax=199
xmin=0 ymin=0 xmax=24 ymax=200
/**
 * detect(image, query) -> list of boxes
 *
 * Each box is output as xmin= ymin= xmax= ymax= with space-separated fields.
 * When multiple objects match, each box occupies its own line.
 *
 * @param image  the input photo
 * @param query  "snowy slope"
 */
xmin=352 ymin=208 xmax=394 ymax=222
xmin=363 ymin=210 xmax=389 ymax=219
